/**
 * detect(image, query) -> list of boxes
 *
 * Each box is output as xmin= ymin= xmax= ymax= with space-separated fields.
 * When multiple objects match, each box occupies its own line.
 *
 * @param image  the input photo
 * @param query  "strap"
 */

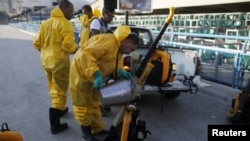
xmin=158 ymin=87 xmax=164 ymax=114
xmin=114 ymin=50 xmax=119 ymax=80
xmin=98 ymin=18 xmax=111 ymax=33
xmin=1 ymin=123 xmax=10 ymax=131
xmin=98 ymin=18 xmax=107 ymax=28
xmin=89 ymin=17 xmax=99 ymax=38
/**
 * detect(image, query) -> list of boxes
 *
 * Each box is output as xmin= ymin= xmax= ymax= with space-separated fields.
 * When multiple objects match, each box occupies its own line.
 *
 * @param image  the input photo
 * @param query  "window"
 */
xmin=234 ymin=21 xmax=242 ymax=27
xmin=192 ymin=21 xmax=197 ymax=26
xmin=225 ymin=20 xmax=233 ymax=26
xmin=173 ymin=27 xmax=178 ymax=32
xmin=227 ymin=30 xmax=238 ymax=36
xmin=138 ymin=30 xmax=153 ymax=46
xmin=211 ymin=21 xmax=217 ymax=27
xmin=180 ymin=21 xmax=184 ymax=26
xmin=175 ymin=20 xmax=179 ymax=26
xmin=204 ymin=20 xmax=210 ymax=27
xmin=185 ymin=21 xmax=190 ymax=26
xmin=198 ymin=21 xmax=204 ymax=26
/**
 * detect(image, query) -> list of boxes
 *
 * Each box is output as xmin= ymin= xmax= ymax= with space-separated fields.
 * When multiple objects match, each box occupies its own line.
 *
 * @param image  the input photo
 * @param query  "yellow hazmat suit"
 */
xmin=78 ymin=9 xmax=101 ymax=47
xmin=70 ymin=25 xmax=131 ymax=133
xmin=33 ymin=7 xmax=77 ymax=111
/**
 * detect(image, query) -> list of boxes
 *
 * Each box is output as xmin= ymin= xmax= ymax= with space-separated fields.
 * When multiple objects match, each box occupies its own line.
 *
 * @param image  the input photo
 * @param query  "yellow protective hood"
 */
xmin=113 ymin=25 xmax=131 ymax=43
xmin=50 ymin=7 xmax=64 ymax=18
xmin=93 ymin=8 xmax=101 ymax=17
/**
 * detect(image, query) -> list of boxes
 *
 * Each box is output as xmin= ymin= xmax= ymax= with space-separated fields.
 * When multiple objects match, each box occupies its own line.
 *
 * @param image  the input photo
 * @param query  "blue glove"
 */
xmin=93 ymin=71 xmax=103 ymax=90
xmin=118 ymin=69 xmax=131 ymax=79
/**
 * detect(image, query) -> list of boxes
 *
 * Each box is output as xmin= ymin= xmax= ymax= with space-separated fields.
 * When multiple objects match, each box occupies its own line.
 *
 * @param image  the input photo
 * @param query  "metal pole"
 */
xmin=125 ymin=11 xmax=128 ymax=25
xmin=39 ymin=9 xmax=41 ymax=24
xmin=26 ymin=11 xmax=28 ymax=22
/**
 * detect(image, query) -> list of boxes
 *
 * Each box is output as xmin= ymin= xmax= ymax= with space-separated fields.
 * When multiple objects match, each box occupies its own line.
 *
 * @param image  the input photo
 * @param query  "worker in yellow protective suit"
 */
xmin=33 ymin=0 xmax=77 ymax=134
xmin=70 ymin=25 xmax=139 ymax=141
xmin=90 ymin=5 xmax=115 ymax=116
xmin=78 ymin=5 xmax=101 ymax=47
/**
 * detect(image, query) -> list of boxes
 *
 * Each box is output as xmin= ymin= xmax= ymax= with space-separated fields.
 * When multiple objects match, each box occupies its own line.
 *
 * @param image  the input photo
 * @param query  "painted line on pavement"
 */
xmin=19 ymin=29 xmax=37 ymax=36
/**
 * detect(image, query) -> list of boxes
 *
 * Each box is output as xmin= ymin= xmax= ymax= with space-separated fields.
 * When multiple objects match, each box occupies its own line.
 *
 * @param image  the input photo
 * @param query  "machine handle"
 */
xmin=135 ymin=7 xmax=176 ymax=79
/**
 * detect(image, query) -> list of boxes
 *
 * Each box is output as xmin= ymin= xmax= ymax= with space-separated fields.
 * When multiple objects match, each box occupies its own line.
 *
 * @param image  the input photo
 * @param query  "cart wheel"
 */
xmin=165 ymin=92 xmax=180 ymax=99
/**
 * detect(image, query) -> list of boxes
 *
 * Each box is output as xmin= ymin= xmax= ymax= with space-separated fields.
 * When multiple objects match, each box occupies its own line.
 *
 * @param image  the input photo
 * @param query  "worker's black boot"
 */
xmin=61 ymin=107 xmax=68 ymax=117
xmin=103 ymin=125 xmax=116 ymax=141
xmin=81 ymin=126 xmax=98 ymax=141
xmin=49 ymin=108 xmax=68 ymax=134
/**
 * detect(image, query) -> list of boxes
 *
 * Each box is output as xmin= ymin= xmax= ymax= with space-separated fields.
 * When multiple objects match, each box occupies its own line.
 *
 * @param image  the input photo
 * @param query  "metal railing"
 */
xmin=9 ymin=22 xmax=250 ymax=88
xmin=158 ymin=31 xmax=250 ymax=88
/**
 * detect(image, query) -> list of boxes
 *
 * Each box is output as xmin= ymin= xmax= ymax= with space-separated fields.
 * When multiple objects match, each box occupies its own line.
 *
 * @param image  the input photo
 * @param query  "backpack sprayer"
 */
xmin=228 ymin=78 xmax=250 ymax=124
xmin=136 ymin=7 xmax=175 ymax=86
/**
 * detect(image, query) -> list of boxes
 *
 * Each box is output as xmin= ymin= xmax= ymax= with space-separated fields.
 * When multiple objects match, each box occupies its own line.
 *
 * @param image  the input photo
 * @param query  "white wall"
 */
xmin=153 ymin=0 xmax=250 ymax=9
xmin=16 ymin=0 xmax=250 ymax=12
xmin=18 ymin=0 xmax=96 ymax=11
xmin=91 ymin=0 xmax=250 ymax=13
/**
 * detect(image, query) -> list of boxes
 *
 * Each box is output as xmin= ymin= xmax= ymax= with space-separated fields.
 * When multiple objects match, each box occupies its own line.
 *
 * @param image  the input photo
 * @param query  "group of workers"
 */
xmin=32 ymin=0 xmax=139 ymax=141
